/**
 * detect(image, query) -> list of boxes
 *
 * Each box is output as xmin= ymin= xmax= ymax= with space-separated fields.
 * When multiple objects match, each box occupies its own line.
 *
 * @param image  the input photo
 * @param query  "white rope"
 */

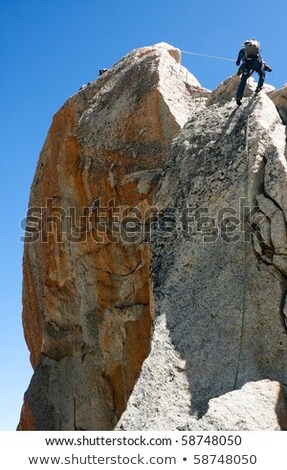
xmin=233 ymin=110 xmax=250 ymax=390
xmin=181 ymin=50 xmax=236 ymax=63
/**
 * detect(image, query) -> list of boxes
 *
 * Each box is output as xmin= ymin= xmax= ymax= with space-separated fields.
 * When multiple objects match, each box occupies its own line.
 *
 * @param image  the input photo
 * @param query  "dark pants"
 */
xmin=236 ymin=58 xmax=266 ymax=101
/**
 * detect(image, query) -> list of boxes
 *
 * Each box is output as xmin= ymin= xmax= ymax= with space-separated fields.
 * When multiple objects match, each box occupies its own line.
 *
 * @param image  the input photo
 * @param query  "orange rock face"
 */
xmin=18 ymin=43 xmax=207 ymax=430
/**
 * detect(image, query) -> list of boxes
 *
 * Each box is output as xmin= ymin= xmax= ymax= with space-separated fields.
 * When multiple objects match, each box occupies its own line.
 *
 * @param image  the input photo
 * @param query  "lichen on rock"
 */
xmin=18 ymin=43 xmax=207 ymax=430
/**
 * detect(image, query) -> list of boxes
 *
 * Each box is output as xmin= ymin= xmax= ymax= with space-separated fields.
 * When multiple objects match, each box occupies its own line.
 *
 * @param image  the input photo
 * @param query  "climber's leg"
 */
xmin=255 ymin=69 xmax=266 ymax=93
xmin=236 ymin=71 xmax=248 ymax=105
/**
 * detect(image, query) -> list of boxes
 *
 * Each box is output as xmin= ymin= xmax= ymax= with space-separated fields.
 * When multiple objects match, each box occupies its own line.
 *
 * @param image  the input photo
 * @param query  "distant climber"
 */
xmin=235 ymin=39 xmax=272 ymax=106
xmin=99 ymin=69 xmax=108 ymax=76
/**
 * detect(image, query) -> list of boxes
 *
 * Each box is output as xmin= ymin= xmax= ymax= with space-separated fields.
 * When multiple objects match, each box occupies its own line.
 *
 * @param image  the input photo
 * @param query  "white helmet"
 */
xmin=243 ymin=38 xmax=261 ymax=48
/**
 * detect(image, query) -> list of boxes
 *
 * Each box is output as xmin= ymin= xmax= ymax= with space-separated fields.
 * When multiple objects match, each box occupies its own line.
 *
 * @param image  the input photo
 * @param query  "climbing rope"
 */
xmin=180 ymin=48 xmax=235 ymax=116
xmin=233 ymin=106 xmax=251 ymax=390
xmin=181 ymin=50 xmax=236 ymax=63
xmin=181 ymin=45 xmax=256 ymax=389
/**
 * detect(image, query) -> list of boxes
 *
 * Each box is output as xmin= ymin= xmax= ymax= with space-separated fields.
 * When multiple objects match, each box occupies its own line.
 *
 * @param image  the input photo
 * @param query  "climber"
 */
xmin=235 ymin=39 xmax=272 ymax=106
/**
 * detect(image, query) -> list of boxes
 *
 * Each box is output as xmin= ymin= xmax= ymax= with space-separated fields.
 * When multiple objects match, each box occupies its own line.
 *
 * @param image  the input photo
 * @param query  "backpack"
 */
xmin=244 ymin=39 xmax=260 ymax=58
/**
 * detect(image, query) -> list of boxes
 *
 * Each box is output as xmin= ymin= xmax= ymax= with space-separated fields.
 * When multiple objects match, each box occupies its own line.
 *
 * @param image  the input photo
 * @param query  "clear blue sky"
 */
xmin=0 ymin=0 xmax=286 ymax=430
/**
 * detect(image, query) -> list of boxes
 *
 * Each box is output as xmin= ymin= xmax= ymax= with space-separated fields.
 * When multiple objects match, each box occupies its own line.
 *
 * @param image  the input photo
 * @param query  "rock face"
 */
xmin=18 ymin=43 xmax=207 ymax=430
xmin=118 ymin=378 xmax=285 ymax=431
xmin=19 ymin=44 xmax=287 ymax=431
xmin=269 ymin=84 xmax=287 ymax=124
xmin=117 ymin=79 xmax=287 ymax=431
xmin=196 ymin=380 xmax=284 ymax=431
xmin=207 ymin=74 xmax=274 ymax=106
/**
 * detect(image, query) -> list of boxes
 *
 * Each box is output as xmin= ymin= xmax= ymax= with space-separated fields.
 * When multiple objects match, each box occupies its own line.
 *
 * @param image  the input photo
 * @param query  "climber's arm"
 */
xmin=236 ymin=49 xmax=245 ymax=66
xmin=264 ymin=63 xmax=272 ymax=72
